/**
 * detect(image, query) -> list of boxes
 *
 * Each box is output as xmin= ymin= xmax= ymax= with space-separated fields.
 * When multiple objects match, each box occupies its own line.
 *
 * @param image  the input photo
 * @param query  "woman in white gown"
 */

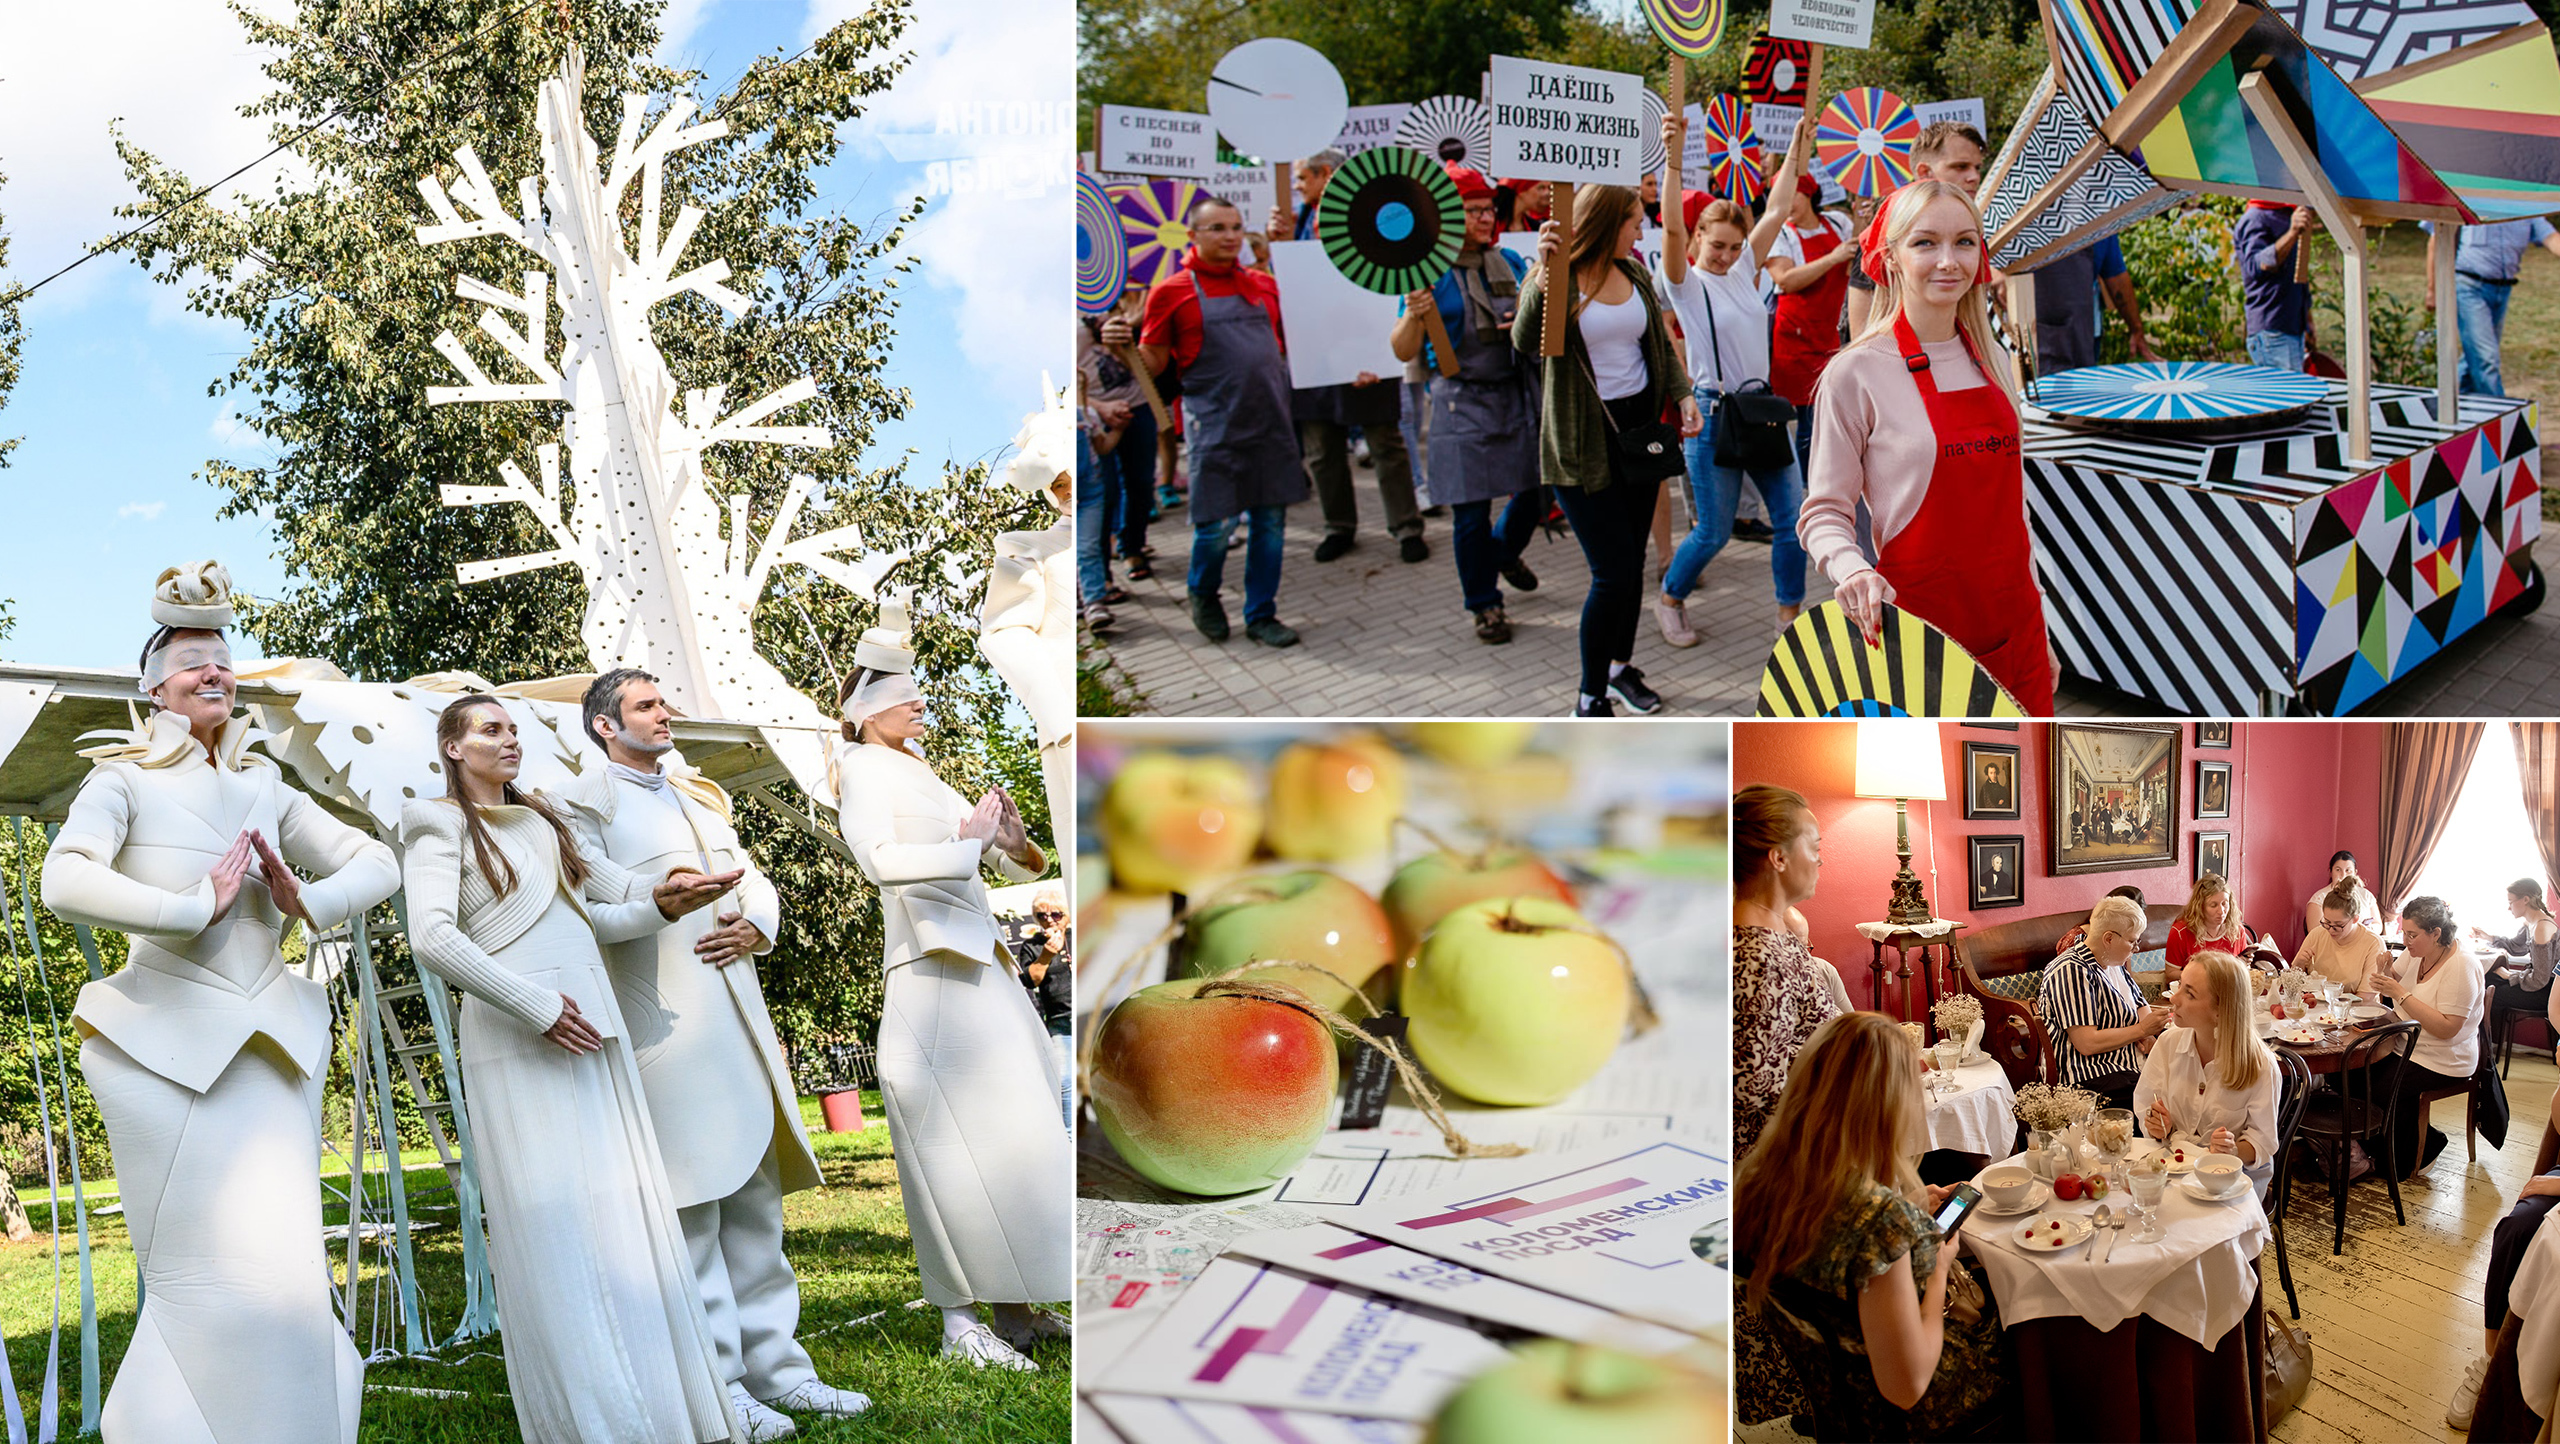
xmin=399 ymin=695 xmax=744 ymax=1443
xmin=832 ymin=659 xmax=1071 ymax=1369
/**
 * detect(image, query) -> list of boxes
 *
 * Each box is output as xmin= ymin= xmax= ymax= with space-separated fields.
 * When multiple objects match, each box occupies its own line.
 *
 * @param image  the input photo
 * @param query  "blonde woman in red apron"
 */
xmin=1798 ymin=180 xmax=2055 ymax=714
xmin=1765 ymin=174 xmax=1858 ymax=476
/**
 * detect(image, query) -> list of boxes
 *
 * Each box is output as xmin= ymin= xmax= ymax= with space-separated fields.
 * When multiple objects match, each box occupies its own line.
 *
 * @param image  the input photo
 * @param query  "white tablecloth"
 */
xmin=1961 ymin=1147 xmax=2270 ymax=1347
xmin=1857 ymin=919 xmax=1962 ymax=941
xmin=1926 ymin=1059 xmax=2015 ymax=1156
xmin=2510 ymin=1206 xmax=2560 ymax=1418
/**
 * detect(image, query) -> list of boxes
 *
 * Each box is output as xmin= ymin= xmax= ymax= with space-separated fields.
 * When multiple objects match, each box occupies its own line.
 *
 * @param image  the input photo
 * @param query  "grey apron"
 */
xmin=1422 ymin=253 xmax=1541 ymax=508
xmin=1181 ymin=271 xmax=1308 ymax=525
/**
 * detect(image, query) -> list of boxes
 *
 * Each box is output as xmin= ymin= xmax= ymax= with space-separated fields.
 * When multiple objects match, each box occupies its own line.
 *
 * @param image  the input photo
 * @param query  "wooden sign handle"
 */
xmin=1116 ymin=344 xmax=1173 ymax=431
xmin=1664 ymin=56 xmax=1687 ymax=202
xmin=1273 ymin=160 xmax=1294 ymax=237
xmin=1806 ymin=44 xmax=1826 ymax=115
xmin=1541 ymin=180 xmax=1576 ymax=358
xmin=2295 ymin=226 xmax=2312 ymax=284
xmin=1421 ymin=304 xmax=1461 ymax=378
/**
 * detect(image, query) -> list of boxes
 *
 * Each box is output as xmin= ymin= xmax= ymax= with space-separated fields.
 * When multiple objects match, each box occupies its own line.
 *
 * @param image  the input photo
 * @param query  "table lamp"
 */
xmin=1854 ymin=720 xmax=1948 ymax=926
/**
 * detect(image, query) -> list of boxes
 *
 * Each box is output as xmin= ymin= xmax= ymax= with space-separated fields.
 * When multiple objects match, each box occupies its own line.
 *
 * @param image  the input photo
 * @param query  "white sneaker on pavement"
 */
xmin=2449 ymin=1352 xmax=2490 ymax=1430
xmin=761 ymin=1378 xmax=871 ymax=1418
xmin=728 ymin=1384 xmax=798 ymax=1442
xmin=943 ymin=1324 xmax=1039 ymax=1371
xmin=1652 ymin=595 xmax=1699 ymax=648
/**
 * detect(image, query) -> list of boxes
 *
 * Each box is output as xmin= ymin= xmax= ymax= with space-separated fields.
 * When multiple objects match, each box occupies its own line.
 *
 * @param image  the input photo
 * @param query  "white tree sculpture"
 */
xmin=412 ymin=47 xmax=896 ymax=799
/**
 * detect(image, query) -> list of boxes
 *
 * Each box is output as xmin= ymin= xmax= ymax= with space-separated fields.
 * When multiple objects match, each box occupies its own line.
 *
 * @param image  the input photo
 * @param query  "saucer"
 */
xmin=1973 ymin=1181 xmax=2051 ymax=1217
xmin=2178 ymin=1173 xmax=2249 ymax=1202
xmin=2011 ymin=1215 xmax=2094 ymax=1252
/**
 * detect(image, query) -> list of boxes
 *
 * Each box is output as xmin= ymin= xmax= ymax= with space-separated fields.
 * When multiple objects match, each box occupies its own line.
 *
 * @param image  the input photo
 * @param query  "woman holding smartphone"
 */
xmin=1736 ymin=1011 xmax=2011 ymax=1436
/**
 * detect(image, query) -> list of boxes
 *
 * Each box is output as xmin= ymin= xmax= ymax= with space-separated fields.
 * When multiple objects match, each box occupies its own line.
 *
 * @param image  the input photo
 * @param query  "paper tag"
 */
xmin=1339 ymin=1012 xmax=1408 ymax=1130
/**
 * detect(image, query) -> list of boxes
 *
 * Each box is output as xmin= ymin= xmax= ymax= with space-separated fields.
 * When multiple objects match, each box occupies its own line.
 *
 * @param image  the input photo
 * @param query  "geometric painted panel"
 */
xmin=2356 ymin=23 xmax=2560 ymax=223
xmin=2259 ymin=0 xmax=2540 ymax=81
xmin=2043 ymin=0 xmax=2199 ymax=143
xmin=2291 ymin=401 xmax=2544 ymax=713
xmin=1983 ymin=68 xmax=2185 ymax=272
xmin=1756 ymin=601 xmax=2029 ymax=717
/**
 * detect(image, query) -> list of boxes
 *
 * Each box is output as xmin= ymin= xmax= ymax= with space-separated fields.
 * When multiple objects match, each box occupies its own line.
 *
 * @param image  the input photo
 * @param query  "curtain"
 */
xmin=2378 ymin=722 xmax=2486 ymax=917
xmin=2516 ymin=722 xmax=2560 ymax=901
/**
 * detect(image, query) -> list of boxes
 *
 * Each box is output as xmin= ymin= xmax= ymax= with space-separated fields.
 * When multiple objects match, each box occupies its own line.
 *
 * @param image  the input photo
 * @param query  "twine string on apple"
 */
xmin=1191 ymin=976 xmax=1531 ymax=1162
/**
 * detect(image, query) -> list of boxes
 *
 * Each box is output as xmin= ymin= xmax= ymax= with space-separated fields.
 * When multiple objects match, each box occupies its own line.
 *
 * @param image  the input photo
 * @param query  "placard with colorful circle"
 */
xmin=1394 ymin=95 xmax=1493 ymax=168
xmin=1077 ymin=173 xmax=1129 ymax=314
xmin=1815 ymin=87 xmax=1919 ymax=198
xmin=1315 ymin=145 xmax=1467 ymax=296
xmin=1640 ymin=0 xmax=1727 ymax=58
xmin=1111 ymin=179 xmax=1207 ymax=286
xmin=1701 ymin=94 xmax=1764 ymax=204
xmin=1744 ymin=35 xmax=1810 ymax=109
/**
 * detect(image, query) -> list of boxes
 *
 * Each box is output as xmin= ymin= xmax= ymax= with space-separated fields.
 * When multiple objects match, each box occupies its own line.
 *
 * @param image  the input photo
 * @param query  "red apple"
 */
xmin=1380 ymin=848 xmax=1576 ymax=959
xmin=1183 ymin=870 xmax=1397 ymax=1014
xmin=1088 ymin=977 xmax=1340 ymax=1196
xmin=2054 ymin=1173 xmax=2084 ymax=1201
xmin=1429 ymin=1340 xmax=1721 ymax=1444
xmin=1265 ymin=733 xmax=1406 ymax=862
xmin=1402 ymin=897 xmax=1629 ymax=1106
xmin=1099 ymin=752 xmax=1262 ymax=895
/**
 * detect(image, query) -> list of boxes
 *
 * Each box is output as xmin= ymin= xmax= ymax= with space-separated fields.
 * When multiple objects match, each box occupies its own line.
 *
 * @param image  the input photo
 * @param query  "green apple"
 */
xmin=1088 ymin=977 xmax=1339 ymax=1196
xmin=1183 ymin=870 xmax=1397 ymax=1014
xmin=1099 ymin=751 xmax=1263 ymax=895
xmin=1380 ymin=849 xmax=1576 ymax=958
xmin=1427 ymin=1341 xmax=1722 ymax=1444
xmin=1265 ymin=732 xmax=1406 ymax=862
xmin=1403 ymin=896 xmax=1628 ymax=1106
xmin=1403 ymin=721 xmax=1539 ymax=769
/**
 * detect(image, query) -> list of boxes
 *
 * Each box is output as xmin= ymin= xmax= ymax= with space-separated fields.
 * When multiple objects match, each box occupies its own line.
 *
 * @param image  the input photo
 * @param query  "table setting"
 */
xmin=1921 ymin=1001 xmax=2016 ymax=1157
xmin=2253 ymin=968 xmax=2393 ymax=1072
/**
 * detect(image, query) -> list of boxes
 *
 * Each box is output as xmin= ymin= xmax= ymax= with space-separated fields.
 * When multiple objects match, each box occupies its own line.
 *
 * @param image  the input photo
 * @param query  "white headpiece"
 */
xmin=842 ymin=589 xmax=923 ymax=733
xmin=141 ymin=561 xmax=239 ymax=695
xmin=1000 ymin=378 xmax=1076 ymax=515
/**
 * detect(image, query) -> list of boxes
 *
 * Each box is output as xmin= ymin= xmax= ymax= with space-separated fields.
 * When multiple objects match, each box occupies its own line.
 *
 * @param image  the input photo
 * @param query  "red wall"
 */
xmin=1733 ymin=722 xmax=2387 ymax=1008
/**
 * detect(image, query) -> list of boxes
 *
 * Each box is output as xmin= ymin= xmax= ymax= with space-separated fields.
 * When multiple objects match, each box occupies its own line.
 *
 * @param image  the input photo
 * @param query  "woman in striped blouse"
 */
xmin=2036 ymin=894 xmax=2170 ymax=1110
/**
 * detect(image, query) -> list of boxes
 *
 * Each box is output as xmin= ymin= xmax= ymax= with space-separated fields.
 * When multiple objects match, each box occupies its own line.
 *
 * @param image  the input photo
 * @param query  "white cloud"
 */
xmin=653 ymin=0 xmax=722 ymax=66
xmin=211 ymin=398 xmax=261 ymax=451
xmin=803 ymin=0 xmax=1072 ymax=399
xmin=1 ymin=1 xmax=302 ymax=316
xmin=117 ymin=501 xmax=167 ymax=521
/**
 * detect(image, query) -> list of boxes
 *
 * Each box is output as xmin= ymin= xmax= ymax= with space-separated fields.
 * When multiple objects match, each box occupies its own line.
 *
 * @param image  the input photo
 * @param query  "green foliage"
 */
xmin=111 ymin=0 xmax=1055 ymax=1054
xmin=0 ymin=166 xmax=19 ymax=471
xmin=2102 ymin=196 xmax=2249 ymax=366
xmin=0 ymin=823 xmax=117 ymax=1185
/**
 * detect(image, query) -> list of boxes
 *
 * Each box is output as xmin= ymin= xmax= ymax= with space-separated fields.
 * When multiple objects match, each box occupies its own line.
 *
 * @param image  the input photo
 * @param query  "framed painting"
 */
xmin=1970 ymin=835 xmax=2027 ymax=909
xmin=2196 ymin=831 xmax=2231 ymax=881
xmin=2196 ymin=760 xmax=2232 ymax=818
xmin=2196 ymin=721 xmax=2232 ymax=748
xmin=2050 ymin=722 xmax=2180 ymax=876
xmin=1964 ymin=742 xmax=2023 ymax=820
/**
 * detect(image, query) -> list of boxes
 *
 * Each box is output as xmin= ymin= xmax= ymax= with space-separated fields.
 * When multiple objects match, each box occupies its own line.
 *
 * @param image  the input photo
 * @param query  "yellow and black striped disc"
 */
xmin=1757 ymin=600 xmax=2028 ymax=717
xmin=1317 ymin=145 xmax=1465 ymax=296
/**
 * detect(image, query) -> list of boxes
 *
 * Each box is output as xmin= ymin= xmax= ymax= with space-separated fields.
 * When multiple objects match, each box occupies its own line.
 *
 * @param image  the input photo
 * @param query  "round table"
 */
xmin=1964 ymin=1144 xmax=2272 ymax=1441
xmin=1926 ymin=1057 xmax=2016 ymax=1156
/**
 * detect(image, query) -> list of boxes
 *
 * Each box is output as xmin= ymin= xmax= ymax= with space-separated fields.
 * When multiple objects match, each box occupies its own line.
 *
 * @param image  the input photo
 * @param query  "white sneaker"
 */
xmin=761 ymin=1378 xmax=870 ymax=1418
xmin=943 ymin=1324 xmax=1039 ymax=1371
xmin=728 ymin=1383 xmax=798 ymax=1442
xmin=1652 ymin=595 xmax=1699 ymax=648
xmin=995 ymin=1307 xmax=1071 ymax=1353
xmin=2449 ymin=1353 xmax=2490 ymax=1430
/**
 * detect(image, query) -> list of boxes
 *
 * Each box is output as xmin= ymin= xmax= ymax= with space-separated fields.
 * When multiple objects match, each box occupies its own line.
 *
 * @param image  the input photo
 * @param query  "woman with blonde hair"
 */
xmin=1799 ymin=179 xmax=2054 ymax=713
xmin=1513 ymin=182 xmax=1701 ymax=717
xmin=1735 ymin=1012 xmax=2010 ymax=1438
xmin=2135 ymin=950 xmax=2282 ymax=1195
xmin=2166 ymin=874 xmax=2255 ymax=979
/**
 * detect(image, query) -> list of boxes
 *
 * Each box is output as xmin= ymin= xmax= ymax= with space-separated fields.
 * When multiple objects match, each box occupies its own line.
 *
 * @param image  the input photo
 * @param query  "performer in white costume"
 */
xmin=399 ymin=695 xmax=746 ymax=1444
xmin=42 ymin=562 xmax=401 ymax=1444
xmin=831 ymin=600 xmax=1072 ymax=1369
xmin=977 ymin=391 xmax=1076 ymax=816
xmin=557 ymin=668 xmax=869 ymax=1442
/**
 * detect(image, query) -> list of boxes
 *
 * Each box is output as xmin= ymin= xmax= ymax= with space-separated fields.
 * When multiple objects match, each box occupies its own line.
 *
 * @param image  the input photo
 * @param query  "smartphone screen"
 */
xmin=1933 ymin=1183 xmax=1982 ymax=1236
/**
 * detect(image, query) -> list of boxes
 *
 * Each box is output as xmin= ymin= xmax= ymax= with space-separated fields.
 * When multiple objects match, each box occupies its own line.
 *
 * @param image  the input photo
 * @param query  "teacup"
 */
xmin=2195 ymin=1154 xmax=2248 ymax=1197
xmin=1982 ymin=1165 xmax=2034 ymax=1211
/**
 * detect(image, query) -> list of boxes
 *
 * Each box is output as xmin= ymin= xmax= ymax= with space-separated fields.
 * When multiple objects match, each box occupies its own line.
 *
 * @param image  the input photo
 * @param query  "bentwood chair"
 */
xmin=2293 ymin=1020 xmax=2421 ymax=1254
xmin=2414 ymin=1012 xmax=2497 ymax=1164
xmin=2267 ymin=1048 xmax=2312 ymax=1318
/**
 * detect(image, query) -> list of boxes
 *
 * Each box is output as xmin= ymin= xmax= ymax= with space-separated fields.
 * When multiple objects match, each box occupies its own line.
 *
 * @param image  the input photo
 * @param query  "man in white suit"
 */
xmin=558 ymin=668 xmax=861 ymax=1442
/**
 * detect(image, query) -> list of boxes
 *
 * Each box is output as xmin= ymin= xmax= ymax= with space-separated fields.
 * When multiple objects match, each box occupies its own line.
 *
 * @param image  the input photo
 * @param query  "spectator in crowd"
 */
xmin=1277 ymin=151 xmax=1427 ymax=566
xmin=2039 ymin=894 xmax=2172 ymax=1110
xmin=1767 ymin=174 xmax=1859 ymax=477
xmin=2368 ymin=896 xmax=2486 ymax=1178
xmin=1653 ymin=112 xmax=1815 ymax=646
xmin=1073 ymin=386 xmax=1134 ymax=633
xmin=2303 ymin=849 xmax=2382 ymax=936
xmin=2423 ymin=218 xmax=2560 ymax=397
xmin=1078 ymin=287 xmax=1156 ymax=608
xmin=1015 ymin=890 xmax=1073 ymax=1127
xmin=2234 ymin=201 xmax=2318 ymax=371
xmin=1501 ymin=177 xmax=1553 ymax=234
xmin=1103 ymin=195 xmax=1307 ymax=648
xmin=1391 ymin=164 xmax=1543 ymax=644
xmin=1800 ymin=179 xmax=2056 ymax=713
xmin=1514 ymin=183 xmax=1700 ymax=716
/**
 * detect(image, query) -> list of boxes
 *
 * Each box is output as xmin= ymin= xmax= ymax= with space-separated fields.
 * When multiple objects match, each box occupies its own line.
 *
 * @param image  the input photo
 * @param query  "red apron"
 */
xmin=1873 ymin=312 xmax=2056 ymax=714
xmin=1769 ymin=220 xmax=1849 ymax=405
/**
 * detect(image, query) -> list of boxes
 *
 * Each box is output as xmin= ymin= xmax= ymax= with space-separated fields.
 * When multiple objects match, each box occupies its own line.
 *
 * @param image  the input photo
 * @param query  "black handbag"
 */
xmin=1701 ymin=276 xmax=1798 ymax=473
xmin=1575 ymin=331 xmax=1686 ymax=484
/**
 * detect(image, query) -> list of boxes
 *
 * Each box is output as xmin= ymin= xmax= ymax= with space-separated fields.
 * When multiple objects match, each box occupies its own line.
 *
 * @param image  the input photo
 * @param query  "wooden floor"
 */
xmin=2271 ymin=1053 xmax=2556 ymax=1443
xmin=1735 ymin=1053 xmax=2560 ymax=1443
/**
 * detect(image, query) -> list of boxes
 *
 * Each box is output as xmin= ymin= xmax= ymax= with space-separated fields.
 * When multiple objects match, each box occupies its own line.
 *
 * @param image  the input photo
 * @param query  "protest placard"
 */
xmin=1769 ymin=0 xmax=1876 ymax=49
xmin=1915 ymin=97 xmax=1988 ymax=137
xmin=1095 ymin=105 xmax=1215 ymax=179
xmin=1486 ymin=56 xmax=1646 ymax=186
xmin=1266 ymin=241 xmax=1405 ymax=389
xmin=1332 ymin=103 xmax=1411 ymax=156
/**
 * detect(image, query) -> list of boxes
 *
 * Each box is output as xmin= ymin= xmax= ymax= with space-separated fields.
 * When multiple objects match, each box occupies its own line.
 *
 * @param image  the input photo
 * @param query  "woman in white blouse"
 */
xmin=832 ymin=665 xmax=1072 ymax=1368
xmin=400 ymin=696 xmax=744 ymax=1443
xmin=2370 ymin=895 xmax=2486 ymax=1177
xmin=2135 ymin=950 xmax=2281 ymax=1195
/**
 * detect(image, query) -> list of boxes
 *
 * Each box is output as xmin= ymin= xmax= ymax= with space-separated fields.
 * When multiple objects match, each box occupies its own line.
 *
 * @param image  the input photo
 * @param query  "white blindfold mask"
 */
xmin=142 ymin=634 xmax=235 ymax=696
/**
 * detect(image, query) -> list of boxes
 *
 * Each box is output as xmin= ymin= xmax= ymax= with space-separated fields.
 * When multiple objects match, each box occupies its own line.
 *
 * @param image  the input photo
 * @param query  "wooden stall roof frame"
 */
xmin=1979 ymin=70 xmax=2183 ymax=275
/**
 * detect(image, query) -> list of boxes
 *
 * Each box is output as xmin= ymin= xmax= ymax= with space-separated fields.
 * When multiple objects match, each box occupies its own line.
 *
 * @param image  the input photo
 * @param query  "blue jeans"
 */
xmin=1076 ymin=429 xmax=1109 ymax=602
xmin=1666 ymin=388 xmax=1807 ymax=607
xmin=2456 ymin=273 xmax=2513 ymax=397
xmin=1450 ymin=489 xmax=1543 ymax=612
xmin=1189 ymin=506 xmax=1287 ymax=623
xmin=2246 ymin=329 xmax=2306 ymax=372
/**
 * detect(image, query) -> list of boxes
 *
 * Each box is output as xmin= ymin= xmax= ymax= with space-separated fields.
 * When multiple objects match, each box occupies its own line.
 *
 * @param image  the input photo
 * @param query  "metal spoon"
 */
xmin=2091 ymin=1203 xmax=2115 ymax=1264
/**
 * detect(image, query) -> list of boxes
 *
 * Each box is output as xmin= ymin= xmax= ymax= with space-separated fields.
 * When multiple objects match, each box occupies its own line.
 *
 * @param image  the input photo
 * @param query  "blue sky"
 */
xmin=0 ymin=0 xmax=1068 ymax=670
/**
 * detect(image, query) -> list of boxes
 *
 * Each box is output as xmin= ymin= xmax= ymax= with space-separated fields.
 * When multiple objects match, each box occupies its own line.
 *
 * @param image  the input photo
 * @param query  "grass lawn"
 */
xmin=3 ymin=1093 xmax=1068 ymax=1442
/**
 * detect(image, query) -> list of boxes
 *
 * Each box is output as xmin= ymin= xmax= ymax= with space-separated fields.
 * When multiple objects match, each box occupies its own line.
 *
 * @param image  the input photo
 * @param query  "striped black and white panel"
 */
xmin=2045 ymin=0 xmax=2188 ymax=133
xmin=2259 ymin=0 xmax=2539 ymax=79
xmin=2028 ymin=462 xmax=2299 ymax=714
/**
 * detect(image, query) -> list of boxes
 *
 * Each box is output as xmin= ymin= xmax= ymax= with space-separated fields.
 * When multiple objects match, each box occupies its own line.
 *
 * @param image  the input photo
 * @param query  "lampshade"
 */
xmin=1852 ymin=721 xmax=1948 ymax=801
